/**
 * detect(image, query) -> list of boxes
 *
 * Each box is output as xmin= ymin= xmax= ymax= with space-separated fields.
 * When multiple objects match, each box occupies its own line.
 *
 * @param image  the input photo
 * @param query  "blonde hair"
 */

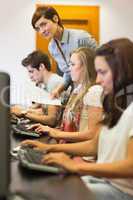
xmin=68 ymin=47 xmax=96 ymax=110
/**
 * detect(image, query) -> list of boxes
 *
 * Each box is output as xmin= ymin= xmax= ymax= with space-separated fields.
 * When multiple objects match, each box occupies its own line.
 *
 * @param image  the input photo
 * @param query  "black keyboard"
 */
xmin=12 ymin=124 xmax=40 ymax=138
xmin=18 ymin=147 xmax=64 ymax=174
xmin=22 ymin=147 xmax=45 ymax=164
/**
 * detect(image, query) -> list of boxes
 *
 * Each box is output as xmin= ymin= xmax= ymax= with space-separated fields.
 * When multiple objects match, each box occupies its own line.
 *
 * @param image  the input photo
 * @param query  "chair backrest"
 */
xmin=0 ymin=72 xmax=10 ymax=199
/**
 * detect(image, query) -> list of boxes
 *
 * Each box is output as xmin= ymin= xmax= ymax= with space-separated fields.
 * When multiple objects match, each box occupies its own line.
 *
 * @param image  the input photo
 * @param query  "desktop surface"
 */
xmin=10 ymin=134 xmax=94 ymax=200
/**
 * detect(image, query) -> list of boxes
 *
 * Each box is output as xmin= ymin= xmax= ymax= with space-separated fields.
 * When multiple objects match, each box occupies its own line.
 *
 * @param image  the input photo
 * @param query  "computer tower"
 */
xmin=0 ymin=72 xmax=10 ymax=199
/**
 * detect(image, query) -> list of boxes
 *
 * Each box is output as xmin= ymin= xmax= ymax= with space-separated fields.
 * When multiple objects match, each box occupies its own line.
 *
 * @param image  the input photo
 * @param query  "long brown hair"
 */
xmin=96 ymin=38 xmax=133 ymax=128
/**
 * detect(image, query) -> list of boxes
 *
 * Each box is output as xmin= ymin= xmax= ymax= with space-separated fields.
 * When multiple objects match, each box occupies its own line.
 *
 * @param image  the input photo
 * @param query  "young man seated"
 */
xmin=11 ymin=50 xmax=63 ymax=127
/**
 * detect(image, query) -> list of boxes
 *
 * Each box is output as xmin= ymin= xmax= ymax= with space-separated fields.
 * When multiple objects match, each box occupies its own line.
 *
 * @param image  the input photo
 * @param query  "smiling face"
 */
xmin=69 ymin=53 xmax=84 ymax=84
xmin=95 ymin=56 xmax=113 ymax=96
xmin=35 ymin=16 xmax=58 ymax=39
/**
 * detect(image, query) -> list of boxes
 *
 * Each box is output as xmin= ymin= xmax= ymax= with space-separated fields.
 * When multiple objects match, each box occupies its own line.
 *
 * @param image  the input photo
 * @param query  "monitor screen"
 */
xmin=0 ymin=72 xmax=10 ymax=198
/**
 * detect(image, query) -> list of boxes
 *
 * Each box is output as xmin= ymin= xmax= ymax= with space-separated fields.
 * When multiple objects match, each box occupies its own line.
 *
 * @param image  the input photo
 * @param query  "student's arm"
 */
xmin=45 ymin=106 xmax=103 ymax=142
xmin=85 ymin=106 xmax=103 ymax=139
xmin=27 ymin=107 xmax=44 ymax=115
xmin=24 ymin=105 xmax=60 ymax=127
xmin=51 ymin=73 xmax=72 ymax=99
xmin=50 ymin=83 xmax=65 ymax=99
xmin=42 ymin=137 xmax=133 ymax=178
xmin=29 ymin=102 xmax=41 ymax=109
xmin=11 ymin=105 xmax=26 ymax=117
xmin=45 ymin=85 xmax=103 ymax=141
xmin=76 ymin=137 xmax=133 ymax=177
xmin=22 ymin=133 xmax=99 ymax=157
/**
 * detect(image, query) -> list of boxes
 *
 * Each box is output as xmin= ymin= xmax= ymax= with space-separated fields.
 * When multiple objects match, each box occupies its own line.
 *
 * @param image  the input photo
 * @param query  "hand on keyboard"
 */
xmin=21 ymin=146 xmax=46 ymax=164
xmin=12 ymin=124 xmax=40 ymax=138
xmin=26 ymin=124 xmax=60 ymax=139
xmin=18 ymin=146 xmax=65 ymax=174
xmin=27 ymin=123 xmax=50 ymax=136
xmin=21 ymin=140 xmax=50 ymax=151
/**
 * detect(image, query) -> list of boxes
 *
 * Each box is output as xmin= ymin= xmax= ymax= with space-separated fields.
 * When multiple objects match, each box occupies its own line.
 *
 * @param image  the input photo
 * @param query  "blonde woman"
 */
xmin=26 ymin=47 xmax=103 ymax=142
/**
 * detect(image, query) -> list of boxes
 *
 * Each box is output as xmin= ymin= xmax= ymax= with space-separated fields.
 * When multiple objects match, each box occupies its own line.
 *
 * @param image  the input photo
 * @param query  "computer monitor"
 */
xmin=0 ymin=72 xmax=10 ymax=199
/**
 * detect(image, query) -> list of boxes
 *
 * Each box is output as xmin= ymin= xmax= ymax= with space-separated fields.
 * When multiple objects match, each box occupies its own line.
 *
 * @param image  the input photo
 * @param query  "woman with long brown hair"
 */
xmin=23 ymin=38 xmax=133 ymax=200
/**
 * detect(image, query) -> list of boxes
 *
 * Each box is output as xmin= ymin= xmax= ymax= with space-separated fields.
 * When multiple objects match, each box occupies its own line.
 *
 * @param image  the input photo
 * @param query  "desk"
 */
xmin=10 ymin=133 xmax=94 ymax=200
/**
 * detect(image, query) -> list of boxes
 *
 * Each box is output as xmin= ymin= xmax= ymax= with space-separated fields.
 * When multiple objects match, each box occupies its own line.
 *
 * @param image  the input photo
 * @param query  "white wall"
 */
xmin=0 ymin=0 xmax=36 ymax=104
xmin=0 ymin=0 xmax=133 ymax=104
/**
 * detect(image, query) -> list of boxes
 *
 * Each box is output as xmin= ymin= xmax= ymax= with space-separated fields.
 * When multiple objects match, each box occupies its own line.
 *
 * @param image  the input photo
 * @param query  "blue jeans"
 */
xmin=81 ymin=176 xmax=133 ymax=200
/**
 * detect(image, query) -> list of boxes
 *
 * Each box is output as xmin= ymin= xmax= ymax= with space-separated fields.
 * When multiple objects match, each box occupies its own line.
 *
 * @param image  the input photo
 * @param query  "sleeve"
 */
xmin=129 ymin=129 xmax=133 ymax=138
xmin=126 ymin=103 xmax=133 ymax=138
xmin=77 ymin=32 xmax=97 ymax=50
xmin=48 ymin=41 xmax=52 ymax=54
xmin=63 ymin=72 xmax=72 ymax=90
xmin=83 ymin=85 xmax=103 ymax=107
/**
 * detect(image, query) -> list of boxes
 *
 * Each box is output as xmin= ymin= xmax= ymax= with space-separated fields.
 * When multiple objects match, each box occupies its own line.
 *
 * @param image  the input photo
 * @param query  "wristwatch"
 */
xmin=21 ymin=110 xmax=28 ymax=117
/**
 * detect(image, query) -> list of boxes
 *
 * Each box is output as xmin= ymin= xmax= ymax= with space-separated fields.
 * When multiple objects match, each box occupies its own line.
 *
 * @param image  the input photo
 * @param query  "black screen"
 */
xmin=0 ymin=72 xmax=10 ymax=198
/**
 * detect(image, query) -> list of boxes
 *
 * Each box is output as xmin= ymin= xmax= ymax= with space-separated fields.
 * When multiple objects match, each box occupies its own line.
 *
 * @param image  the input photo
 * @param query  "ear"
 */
xmin=53 ymin=15 xmax=59 ymax=23
xmin=39 ymin=63 xmax=45 ymax=71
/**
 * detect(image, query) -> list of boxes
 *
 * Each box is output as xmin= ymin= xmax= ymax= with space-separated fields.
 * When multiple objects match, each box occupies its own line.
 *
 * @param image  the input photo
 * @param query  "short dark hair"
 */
xmin=21 ymin=50 xmax=51 ymax=71
xmin=96 ymin=38 xmax=133 ymax=128
xmin=32 ymin=6 xmax=63 ymax=30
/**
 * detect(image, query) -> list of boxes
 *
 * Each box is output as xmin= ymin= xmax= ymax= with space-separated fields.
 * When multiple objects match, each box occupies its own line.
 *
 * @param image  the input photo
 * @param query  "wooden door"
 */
xmin=36 ymin=5 xmax=99 ymax=72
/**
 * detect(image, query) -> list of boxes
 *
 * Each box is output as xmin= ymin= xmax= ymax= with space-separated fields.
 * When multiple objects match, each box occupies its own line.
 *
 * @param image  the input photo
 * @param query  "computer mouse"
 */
xmin=10 ymin=145 xmax=21 ymax=158
xmin=12 ymin=145 xmax=21 ymax=153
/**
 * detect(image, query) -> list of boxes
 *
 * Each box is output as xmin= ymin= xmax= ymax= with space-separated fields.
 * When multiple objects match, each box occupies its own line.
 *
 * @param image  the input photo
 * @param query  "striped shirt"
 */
xmin=48 ymin=28 xmax=97 ymax=88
